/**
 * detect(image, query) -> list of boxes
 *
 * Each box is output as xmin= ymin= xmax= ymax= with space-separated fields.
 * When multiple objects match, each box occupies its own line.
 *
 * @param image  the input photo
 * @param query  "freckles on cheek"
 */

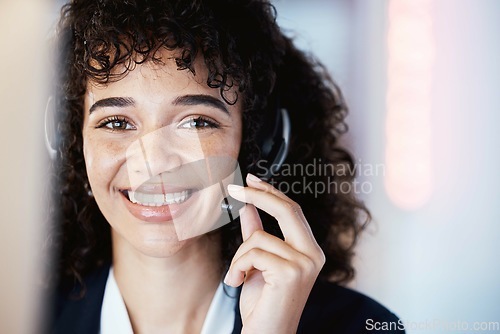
xmin=83 ymin=137 xmax=127 ymax=180
xmin=199 ymin=139 xmax=234 ymax=159
xmin=199 ymin=130 xmax=241 ymax=159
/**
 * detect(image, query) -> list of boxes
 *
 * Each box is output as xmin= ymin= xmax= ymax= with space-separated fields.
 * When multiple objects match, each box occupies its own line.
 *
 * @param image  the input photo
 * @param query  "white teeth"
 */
xmin=127 ymin=190 xmax=190 ymax=206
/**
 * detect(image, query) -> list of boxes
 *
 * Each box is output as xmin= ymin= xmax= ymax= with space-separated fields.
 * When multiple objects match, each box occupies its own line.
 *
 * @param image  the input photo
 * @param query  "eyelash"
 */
xmin=180 ymin=116 xmax=220 ymax=130
xmin=95 ymin=116 xmax=135 ymax=131
xmin=94 ymin=115 xmax=220 ymax=131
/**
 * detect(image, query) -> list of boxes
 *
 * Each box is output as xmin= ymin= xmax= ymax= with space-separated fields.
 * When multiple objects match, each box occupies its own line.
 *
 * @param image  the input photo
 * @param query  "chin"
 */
xmin=122 ymin=229 xmax=208 ymax=259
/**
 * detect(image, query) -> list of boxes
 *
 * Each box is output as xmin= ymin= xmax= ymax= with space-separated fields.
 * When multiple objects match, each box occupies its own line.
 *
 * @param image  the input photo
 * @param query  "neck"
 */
xmin=112 ymin=231 xmax=223 ymax=334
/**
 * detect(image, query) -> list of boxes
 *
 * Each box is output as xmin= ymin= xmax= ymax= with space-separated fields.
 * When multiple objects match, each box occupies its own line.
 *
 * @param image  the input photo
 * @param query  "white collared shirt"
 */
xmin=100 ymin=267 xmax=237 ymax=334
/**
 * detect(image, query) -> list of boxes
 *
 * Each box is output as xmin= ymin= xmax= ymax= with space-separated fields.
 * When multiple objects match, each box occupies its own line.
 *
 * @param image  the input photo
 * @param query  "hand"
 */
xmin=225 ymin=173 xmax=326 ymax=334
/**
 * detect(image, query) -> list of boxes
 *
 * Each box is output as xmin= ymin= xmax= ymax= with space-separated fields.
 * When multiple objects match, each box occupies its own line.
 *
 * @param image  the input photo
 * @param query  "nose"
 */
xmin=126 ymin=126 xmax=184 ymax=190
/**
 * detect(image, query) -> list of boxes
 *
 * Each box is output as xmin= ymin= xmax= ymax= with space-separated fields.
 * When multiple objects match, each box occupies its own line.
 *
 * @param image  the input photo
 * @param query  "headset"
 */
xmin=252 ymin=106 xmax=291 ymax=181
xmin=221 ymin=105 xmax=291 ymax=217
xmin=44 ymin=96 xmax=57 ymax=160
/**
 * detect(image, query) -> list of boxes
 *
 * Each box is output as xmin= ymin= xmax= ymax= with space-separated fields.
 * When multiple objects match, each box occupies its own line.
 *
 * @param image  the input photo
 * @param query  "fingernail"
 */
xmin=246 ymin=173 xmax=262 ymax=183
xmin=227 ymin=184 xmax=244 ymax=193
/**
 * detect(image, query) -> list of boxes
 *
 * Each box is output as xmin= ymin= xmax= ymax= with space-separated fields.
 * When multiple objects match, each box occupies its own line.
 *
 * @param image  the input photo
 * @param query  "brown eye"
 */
xmin=179 ymin=116 xmax=220 ymax=130
xmin=96 ymin=116 xmax=136 ymax=131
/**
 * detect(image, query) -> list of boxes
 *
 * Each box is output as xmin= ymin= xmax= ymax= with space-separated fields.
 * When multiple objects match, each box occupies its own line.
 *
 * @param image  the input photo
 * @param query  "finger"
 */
xmin=227 ymin=184 xmax=314 ymax=251
xmin=245 ymin=174 xmax=318 ymax=247
xmin=246 ymin=173 xmax=312 ymax=237
xmin=224 ymin=248 xmax=291 ymax=287
xmin=240 ymin=204 xmax=263 ymax=241
xmin=246 ymin=173 xmax=291 ymax=203
xmin=231 ymin=230 xmax=298 ymax=268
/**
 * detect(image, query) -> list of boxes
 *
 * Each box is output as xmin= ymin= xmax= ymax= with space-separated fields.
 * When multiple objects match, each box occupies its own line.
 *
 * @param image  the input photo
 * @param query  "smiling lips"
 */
xmin=128 ymin=189 xmax=192 ymax=206
xmin=120 ymin=186 xmax=195 ymax=223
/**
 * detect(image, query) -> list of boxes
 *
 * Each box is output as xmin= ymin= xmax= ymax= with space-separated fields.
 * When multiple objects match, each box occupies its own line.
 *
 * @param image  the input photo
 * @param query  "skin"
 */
xmin=226 ymin=176 xmax=326 ymax=334
xmin=82 ymin=49 xmax=325 ymax=333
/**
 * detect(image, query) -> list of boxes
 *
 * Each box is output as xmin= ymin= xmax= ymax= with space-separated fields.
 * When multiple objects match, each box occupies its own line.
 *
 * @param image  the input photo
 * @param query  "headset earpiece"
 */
xmin=222 ymin=104 xmax=291 ymax=219
xmin=44 ymin=96 xmax=57 ymax=160
xmin=253 ymin=105 xmax=291 ymax=181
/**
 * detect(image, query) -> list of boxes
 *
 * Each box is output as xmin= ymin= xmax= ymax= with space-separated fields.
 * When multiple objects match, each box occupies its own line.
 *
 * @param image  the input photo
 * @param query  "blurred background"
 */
xmin=274 ymin=0 xmax=500 ymax=332
xmin=0 ymin=1 xmax=52 ymax=334
xmin=1 ymin=0 xmax=499 ymax=333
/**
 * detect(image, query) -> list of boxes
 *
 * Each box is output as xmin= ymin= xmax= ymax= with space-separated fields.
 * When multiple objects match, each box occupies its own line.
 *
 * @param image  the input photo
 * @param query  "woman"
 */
xmin=48 ymin=0 xmax=403 ymax=333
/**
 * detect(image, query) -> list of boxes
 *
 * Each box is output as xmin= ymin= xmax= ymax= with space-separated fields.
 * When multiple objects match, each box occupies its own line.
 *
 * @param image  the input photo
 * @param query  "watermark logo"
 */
xmin=254 ymin=158 xmax=385 ymax=197
xmin=365 ymin=318 xmax=500 ymax=332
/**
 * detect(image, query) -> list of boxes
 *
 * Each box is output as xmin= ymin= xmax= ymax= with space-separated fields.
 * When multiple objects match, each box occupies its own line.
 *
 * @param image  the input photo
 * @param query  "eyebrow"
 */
xmin=173 ymin=94 xmax=229 ymax=115
xmin=88 ymin=94 xmax=229 ymax=115
xmin=89 ymin=97 xmax=135 ymax=114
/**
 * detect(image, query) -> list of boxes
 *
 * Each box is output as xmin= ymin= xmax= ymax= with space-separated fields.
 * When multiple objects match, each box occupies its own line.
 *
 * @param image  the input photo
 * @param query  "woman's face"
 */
xmin=82 ymin=50 xmax=242 ymax=257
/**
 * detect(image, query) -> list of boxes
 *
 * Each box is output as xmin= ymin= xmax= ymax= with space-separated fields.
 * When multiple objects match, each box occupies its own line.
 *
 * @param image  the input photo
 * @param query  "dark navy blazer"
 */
xmin=48 ymin=265 xmax=404 ymax=333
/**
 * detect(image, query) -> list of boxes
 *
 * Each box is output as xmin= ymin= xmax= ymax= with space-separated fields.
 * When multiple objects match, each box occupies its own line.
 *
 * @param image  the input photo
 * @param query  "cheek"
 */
xmin=199 ymin=131 xmax=241 ymax=159
xmin=203 ymin=116 xmax=242 ymax=158
xmin=83 ymin=136 xmax=127 ymax=188
xmin=232 ymin=113 xmax=243 ymax=156
xmin=83 ymin=141 xmax=94 ymax=171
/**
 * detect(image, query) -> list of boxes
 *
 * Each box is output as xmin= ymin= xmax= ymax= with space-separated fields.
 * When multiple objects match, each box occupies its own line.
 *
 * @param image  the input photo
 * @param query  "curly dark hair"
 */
xmin=50 ymin=0 xmax=369 ymax=293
